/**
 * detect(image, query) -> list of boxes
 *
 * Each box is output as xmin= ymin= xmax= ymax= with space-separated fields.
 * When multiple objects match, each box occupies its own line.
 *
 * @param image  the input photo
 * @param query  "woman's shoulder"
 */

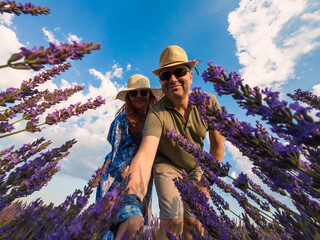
xmin=113 ymin=109 xmax=128 ymax=124
xmin=107 ymin=109 xmax=129 ymax=142
xmin=108 ymin=110 xmax=128 ymax=132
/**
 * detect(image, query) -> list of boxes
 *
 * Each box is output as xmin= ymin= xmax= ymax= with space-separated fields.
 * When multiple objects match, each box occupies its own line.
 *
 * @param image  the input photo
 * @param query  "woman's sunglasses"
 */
xmin=159 ymin=68 xmax=189 ymax=81
xmin=128 ymin=89 xmax=150 ymax=98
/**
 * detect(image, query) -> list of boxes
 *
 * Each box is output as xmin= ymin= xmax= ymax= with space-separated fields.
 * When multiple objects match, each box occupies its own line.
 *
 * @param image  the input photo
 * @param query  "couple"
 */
xmin=96 ymin=45 xmax=225 ymax=239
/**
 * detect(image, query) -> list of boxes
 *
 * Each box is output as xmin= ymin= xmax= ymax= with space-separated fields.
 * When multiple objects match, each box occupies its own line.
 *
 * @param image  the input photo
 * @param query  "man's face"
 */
xmin=159 ymin=65 xmax=193 ymax=101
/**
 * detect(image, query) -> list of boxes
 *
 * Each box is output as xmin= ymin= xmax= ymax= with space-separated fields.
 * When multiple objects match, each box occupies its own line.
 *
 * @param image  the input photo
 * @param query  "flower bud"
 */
xmin=11 ymin=64 xmax=32 ymax=70
xmin=7 ymin=53 xmax=24 ymax=64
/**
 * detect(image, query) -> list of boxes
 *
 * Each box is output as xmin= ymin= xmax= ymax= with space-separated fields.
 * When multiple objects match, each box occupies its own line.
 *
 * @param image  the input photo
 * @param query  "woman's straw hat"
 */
xmin=152 ymin=45 xmax=198 ymax=77
xmin=115 ymin=74 xmax=163 ymax=101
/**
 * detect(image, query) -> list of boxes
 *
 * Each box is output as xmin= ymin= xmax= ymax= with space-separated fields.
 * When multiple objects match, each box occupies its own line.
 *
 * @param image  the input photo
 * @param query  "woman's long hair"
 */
xmin=115 ymin=91 xmax=157 ymax=135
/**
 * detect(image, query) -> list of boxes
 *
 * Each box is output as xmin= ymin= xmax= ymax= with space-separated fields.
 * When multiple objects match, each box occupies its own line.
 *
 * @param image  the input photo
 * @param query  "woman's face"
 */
xmin=127 ymin=89 xmax=150 ymax=112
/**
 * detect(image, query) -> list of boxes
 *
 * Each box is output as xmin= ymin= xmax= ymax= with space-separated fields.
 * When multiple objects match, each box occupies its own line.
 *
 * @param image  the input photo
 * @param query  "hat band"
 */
xmin=159 ymin=60 xmax=189 ymax=69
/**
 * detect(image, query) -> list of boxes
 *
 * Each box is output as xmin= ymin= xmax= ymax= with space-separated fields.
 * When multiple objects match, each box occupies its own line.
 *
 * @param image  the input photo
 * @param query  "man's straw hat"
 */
xmin=152 ymin=45 xmax=198 ymax=77
xmin=115 ymin=74 xmax=163 ymax=101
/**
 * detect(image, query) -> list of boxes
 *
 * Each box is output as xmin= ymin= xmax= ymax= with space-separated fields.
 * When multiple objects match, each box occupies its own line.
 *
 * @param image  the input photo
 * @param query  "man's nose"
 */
xmin=168 ymin=73 xmax=178 ymax=83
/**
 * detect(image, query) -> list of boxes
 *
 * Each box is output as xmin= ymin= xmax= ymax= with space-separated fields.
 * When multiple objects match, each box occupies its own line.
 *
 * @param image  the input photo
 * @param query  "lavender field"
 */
xmin=1 ymin=1 xmax=320 ymax=239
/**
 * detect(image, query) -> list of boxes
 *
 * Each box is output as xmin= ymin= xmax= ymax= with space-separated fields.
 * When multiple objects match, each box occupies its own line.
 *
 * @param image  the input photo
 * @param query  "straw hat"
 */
xmin=114 ymin=74 xmax=163 ymax=101
xmin=152 ymin=45 xmax=198 ymax=77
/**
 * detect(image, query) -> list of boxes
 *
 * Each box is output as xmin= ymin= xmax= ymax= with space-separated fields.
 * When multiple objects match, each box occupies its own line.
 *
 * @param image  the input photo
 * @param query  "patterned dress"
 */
xmin=96 ymin=110 xmax=153 ymax=239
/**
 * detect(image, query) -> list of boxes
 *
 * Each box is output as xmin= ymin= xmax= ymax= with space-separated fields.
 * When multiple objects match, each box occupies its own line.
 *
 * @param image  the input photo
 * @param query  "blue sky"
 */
xmin=1 ymin=0 xmax=320 ymax=217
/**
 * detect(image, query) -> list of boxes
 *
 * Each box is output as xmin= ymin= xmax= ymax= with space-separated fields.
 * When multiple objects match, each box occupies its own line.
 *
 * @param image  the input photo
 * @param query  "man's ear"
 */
xmin=190 ymin=71 xmax=193 ymax=84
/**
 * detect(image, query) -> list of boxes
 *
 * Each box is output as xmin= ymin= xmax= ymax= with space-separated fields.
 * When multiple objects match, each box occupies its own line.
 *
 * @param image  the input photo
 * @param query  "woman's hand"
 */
xmin=121 ymin=166 xmax=130 ymax=179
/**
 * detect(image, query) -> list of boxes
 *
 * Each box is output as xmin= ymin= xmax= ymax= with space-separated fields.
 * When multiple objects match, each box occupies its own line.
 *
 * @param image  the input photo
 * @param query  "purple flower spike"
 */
xmin=288 ymin=89 xmax=320 ymax=110
xmin=0 ymin=1 xmax=50 ymax=16
xmin=5 ymin=42 xmax=100 ymax=71
xmin=45 ymin=96 xmax=105 ymax=125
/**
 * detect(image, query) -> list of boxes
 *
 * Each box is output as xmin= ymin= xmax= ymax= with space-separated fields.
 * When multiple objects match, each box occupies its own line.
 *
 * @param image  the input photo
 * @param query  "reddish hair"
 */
xmin=116 ymin=91 xmax=157 ymax=135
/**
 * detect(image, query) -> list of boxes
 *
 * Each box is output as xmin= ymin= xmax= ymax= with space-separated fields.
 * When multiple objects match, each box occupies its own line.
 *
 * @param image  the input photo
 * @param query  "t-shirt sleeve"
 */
xmin=206 ymin=93 xmax=221 ymax=130
xmin=207 ymin=92 xmax=221 ymax=111
xmin=143 ymin=110 xmax=163 ymax=139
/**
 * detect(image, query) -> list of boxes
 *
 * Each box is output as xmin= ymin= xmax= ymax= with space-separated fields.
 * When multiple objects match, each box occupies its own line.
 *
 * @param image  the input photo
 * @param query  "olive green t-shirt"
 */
xmin=143 ymin=92 xmax=220 ymax=171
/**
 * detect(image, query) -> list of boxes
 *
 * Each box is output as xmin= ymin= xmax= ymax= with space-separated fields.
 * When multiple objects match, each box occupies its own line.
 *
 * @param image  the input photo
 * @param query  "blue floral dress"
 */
xmin=96 ymin=110 xmax=153 ymax=238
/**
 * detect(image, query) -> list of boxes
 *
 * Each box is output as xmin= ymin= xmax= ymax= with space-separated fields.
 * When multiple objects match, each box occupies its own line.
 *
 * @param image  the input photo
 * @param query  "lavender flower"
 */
xmin=166 ymin=228 xmax=181 ymax=240
xmin=45 ymin=96 xmax=106 ymax=125
xmin=0 ymin=1 xmax=50 ymax=16
xmin=173 ymin=170 xmax=240 ymax=239
xmin=0 ymin=94 xmax=105 ymax=138
xmin=1 ymin=85 xmax=84 ymax=123
xmin=0 ymin=63 xmax=72 ymax=107
xmin=0 ymin=137 xmax=50 ymax=176
xmin=288 ymin=89 xmax=320 ymax=111
xmin=189 ymin=87 xmax=319 ymax=199
xmin=0 ymin=139 xmax=76 ymax=211
xmin=202 ymin=64 xmax=320 ymax=153
xmin=2 ymin=42 xmax=100 ymax=71
xmin=0 ymin=159 xmax=126 ymax=240
xmin=0 ymin=201 xmax=23 ymax=226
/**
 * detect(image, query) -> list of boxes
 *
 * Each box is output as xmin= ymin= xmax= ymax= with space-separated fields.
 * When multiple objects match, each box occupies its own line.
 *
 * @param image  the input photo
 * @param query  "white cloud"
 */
xmin=126 ymin=63 xmax=132 ymax=71
xmin=0 ymin=13 xmax=14 ymax=26
xmin=42 ymin=27 xmax=59 ymax=44
xmin=228 ymin=0 xmax=320 ymax=89
xmin=111 ymin=63 xmax=124 ymax=79
xmin=67 ymin=33 xmax=83 ymax=43
xmin=231 ymin=171 xmax=238 ymax=179
xmin=0 ymin=25 xmax=34 ymax=89
xmin=43 ymin=27 xmax=84 ymax=45
xmin=225 ymin=141 xmax=253 ymax=175
xmin=301 ymin=9 xmax=320 ymax=21
xmin=313 ymin=83 xmax=320 ymax=95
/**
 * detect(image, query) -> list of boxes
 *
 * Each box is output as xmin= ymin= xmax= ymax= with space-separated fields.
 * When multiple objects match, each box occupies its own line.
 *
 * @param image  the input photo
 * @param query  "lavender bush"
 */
xmin=0 ymin=2 xmax=129 ymax=239
xmin=167 ymin=62 xmax=320 ymax=239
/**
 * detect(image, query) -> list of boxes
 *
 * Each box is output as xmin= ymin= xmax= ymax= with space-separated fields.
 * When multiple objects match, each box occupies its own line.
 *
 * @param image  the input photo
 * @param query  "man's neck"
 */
xmin=169 ymin=95 xmax=190 ymax=119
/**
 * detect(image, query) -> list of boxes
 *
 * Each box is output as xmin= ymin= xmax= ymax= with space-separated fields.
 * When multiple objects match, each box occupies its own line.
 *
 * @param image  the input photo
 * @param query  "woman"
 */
xmin=96 ymin=74 xmax=162 ymax=240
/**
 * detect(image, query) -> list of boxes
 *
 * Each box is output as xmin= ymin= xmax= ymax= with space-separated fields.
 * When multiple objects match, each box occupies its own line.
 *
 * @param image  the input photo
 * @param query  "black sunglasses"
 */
xmin=128 ymin=89 xmax=150 ymax=98
xmin=159 ymin=68 xmax=189 ymax=81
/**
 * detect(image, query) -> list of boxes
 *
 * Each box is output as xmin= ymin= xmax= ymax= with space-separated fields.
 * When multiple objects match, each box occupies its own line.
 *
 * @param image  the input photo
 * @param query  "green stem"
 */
xmin=0 ymin=64 xmax=9 ymax=69
xmin=0 ymin=123 xmax=46 ymax=138
xmin=0 ymin=62 xmax=25 ymax=69
xmin=0 ymin=129 xmax=27 ymax=138
xmin=11 ymin=117 xmax=27 ymax=125
xmin=298 ymin=166 xmax=318 ymax=178
xmin=227 ymin=175 xmax=294 ymax=215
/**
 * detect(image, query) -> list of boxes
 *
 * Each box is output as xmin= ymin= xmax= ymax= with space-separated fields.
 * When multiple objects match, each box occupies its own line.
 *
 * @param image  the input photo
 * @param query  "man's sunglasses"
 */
xmin=128 ymin=89 xmax=150 ymax=98
xmin=159 ymin=68 xmax=189 ymax=81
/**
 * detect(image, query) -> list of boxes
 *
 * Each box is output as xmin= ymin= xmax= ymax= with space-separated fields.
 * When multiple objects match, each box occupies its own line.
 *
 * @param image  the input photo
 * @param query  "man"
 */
xmin=125 ymin=45 xmax=225 ymax=239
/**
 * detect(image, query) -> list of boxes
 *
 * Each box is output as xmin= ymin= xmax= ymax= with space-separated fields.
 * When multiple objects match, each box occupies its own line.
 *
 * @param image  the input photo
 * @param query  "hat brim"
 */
xmin=152 ymin=60 xmax=198 ymax=77
xmin=114 ymin=87 xmax=163 ymax=101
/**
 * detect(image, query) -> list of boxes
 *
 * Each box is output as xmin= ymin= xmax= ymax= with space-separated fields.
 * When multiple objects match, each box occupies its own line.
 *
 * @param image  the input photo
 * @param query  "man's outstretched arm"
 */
xmin=126 ymin=135 xmax=159 ymax=201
